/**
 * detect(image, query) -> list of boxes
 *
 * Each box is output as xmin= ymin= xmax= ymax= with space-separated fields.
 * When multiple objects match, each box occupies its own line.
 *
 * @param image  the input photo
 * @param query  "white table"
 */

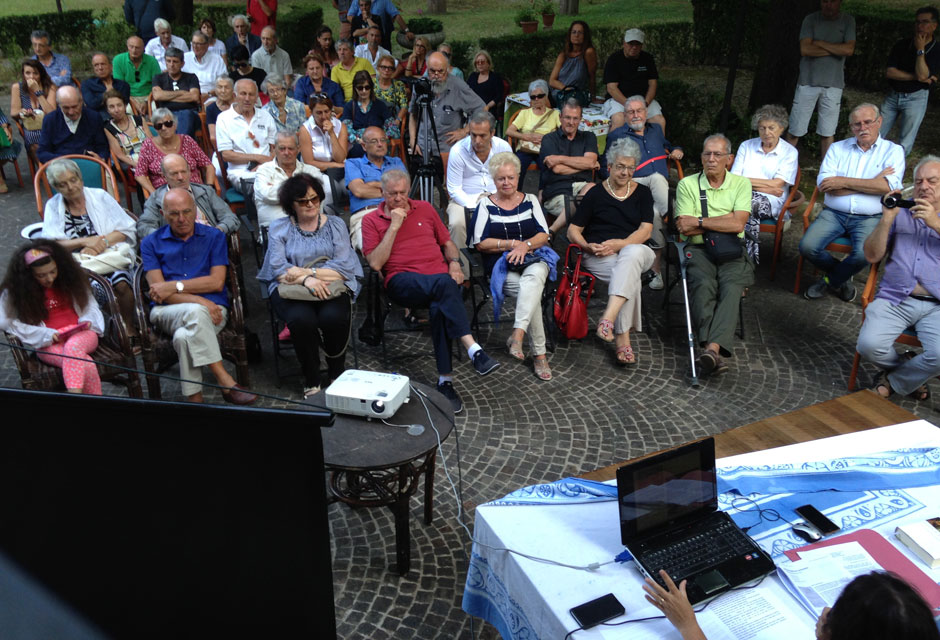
xmin=463 ymin=420 xmax=940 ymax=639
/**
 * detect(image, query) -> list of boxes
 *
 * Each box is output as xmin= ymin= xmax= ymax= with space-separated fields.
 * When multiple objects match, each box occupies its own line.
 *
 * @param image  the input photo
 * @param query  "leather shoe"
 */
xmin=222 ymin=385 xmax=257 ymax=405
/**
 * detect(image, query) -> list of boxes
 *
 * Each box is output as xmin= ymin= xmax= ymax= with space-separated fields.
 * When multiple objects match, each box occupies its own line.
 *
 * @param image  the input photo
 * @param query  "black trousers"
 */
xmin=270 ymin=289 xmax=351 ymax=387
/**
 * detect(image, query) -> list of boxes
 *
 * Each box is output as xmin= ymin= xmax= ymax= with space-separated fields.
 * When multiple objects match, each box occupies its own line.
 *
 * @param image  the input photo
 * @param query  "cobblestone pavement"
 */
xmin=1 ymin=153 xmax=937 ymax=640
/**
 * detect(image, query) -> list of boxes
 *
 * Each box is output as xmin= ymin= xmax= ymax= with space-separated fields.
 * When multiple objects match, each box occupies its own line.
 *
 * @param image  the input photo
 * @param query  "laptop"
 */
xmin=616 ymin=437 xmax=775 ymax=605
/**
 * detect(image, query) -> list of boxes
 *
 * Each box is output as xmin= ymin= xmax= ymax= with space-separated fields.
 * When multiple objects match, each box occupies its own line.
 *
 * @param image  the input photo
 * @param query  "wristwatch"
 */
xmin=176 ymin=281 xmax=185 ymax=293
xmin=449 ymin=257 xmax=460 ymax=264
xmin=310 ymin=267 xmax=318 ymax=279
xmin=917 ymin=49 xmax=926 ymax=56
xmin=698 ymin=218 xmax=703 ymax=228
xmin=526 ymin=240 xmax=533 ymax=248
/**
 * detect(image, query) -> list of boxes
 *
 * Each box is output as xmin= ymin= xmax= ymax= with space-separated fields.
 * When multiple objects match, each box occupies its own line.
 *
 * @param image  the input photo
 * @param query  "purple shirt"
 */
xmin=876 ymin=208 xmax=940 ymax=305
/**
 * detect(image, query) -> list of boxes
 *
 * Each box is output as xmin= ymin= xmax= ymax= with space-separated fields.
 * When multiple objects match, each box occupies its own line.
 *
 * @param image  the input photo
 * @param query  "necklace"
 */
xmin=606 ymin=177 xmax=633 ymax=201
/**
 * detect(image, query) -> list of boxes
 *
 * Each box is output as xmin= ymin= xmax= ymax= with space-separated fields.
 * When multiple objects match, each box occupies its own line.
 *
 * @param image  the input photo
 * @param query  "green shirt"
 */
xmin=113 ymin=52 xmax=162 ymax=97
xmin=675 ymin=170 xmax=751 ymax=244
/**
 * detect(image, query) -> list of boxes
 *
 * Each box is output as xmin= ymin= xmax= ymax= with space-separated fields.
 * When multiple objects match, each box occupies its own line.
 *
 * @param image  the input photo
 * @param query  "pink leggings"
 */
xmin=37 ymin=330 xmax=102 ymax=395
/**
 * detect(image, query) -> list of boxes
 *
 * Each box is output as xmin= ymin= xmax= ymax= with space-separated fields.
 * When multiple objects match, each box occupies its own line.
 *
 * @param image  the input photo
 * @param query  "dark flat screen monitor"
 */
xmin=0 ymin=388 xmax=335 ymax=640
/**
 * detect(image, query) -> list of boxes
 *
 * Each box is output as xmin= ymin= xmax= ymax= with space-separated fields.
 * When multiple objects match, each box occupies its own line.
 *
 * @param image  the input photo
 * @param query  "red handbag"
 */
xmin=553 ymin=244 xmax=595 ymax=340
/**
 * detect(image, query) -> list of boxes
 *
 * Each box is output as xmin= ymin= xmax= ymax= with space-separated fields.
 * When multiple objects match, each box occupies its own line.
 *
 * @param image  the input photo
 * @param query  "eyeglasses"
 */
xmin=294 ymin=196 xmax=320 ymax=206
xmin=377 ymin=65 xmax=395 ymax=71
xmin=428 ymin=67 xmax=446 ymax=75
xmin=153 ymin=121 xmax=174 ymax=130
xmin=850 ymin=119 xmax=878 ymax=129
xmin=355 ymin=85 xmax=372 ymax=91
xmin=701 ymin=152 xmax=728 ymax=158
xmin=611 ymin=163 xmax=635 ymax=173
xmin=530 ymin=93 xmax=546 ymax=100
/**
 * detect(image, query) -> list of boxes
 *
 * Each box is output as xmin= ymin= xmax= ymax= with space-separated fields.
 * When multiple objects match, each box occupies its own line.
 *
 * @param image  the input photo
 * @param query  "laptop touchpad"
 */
xmin=696 ymin=570 xmax=729 ymax=594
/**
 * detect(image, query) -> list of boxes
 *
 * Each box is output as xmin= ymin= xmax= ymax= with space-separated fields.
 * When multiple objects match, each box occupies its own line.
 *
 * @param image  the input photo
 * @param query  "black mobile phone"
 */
xmin=795 ymin=504 xmax=840 ymax=536
xmin=569 ymin=593 xmax=625 ymax=629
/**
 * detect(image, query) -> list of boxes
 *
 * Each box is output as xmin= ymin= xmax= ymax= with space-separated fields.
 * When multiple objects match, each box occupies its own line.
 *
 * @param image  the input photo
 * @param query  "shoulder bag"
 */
xmin=553 ymin=244 xmax=595 ymax=340
xmin=699 ymin=177 xmax=742 ymax=264
xmin=516 ymin=110 xmax=555 ymax=155
xmin=277 ymin=257 xmax=348 ymax=301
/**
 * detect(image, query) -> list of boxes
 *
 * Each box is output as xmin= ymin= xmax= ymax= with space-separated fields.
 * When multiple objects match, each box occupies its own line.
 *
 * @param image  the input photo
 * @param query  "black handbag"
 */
xmin=699 ymin=179 xmax=742 ymax=264
xmin=505 ymin=251 xmax=541 ymax=273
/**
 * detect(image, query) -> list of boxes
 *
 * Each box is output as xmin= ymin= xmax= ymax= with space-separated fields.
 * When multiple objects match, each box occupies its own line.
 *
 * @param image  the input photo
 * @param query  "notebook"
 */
xmin=616 ymin=437 xmax=776 ymax=605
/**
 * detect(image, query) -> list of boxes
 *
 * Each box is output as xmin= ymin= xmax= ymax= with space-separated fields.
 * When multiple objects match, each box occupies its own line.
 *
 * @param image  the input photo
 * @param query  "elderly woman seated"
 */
xmin=40 ymin=158 xmax=138 ymax=338
xmin=263 ymin=76 xmax=307 ymax=133
xmin=731 ymin=104 xmax=799 ymax=224
xmin=257 ymin=173 xmax=362 ymax=398
xmin=469 ymin=152 xmax=558 ymax=381
xmin=504 ymin=79 xmax=560 ymax=187
xmin=135 ymin=107 xmax=213 ymax=195
xmin=567 ymin=138 xmax=654 ymax=366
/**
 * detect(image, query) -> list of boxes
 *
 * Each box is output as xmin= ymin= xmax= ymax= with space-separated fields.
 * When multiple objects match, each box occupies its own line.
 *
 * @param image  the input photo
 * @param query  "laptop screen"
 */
xmin=617 ymin=438 xmax=717 ymax=542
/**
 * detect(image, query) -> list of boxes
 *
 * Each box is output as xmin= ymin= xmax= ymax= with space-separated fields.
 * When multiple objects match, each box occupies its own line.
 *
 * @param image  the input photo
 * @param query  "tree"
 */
xmin=560 ymin=0 xmax=579 ymax=15
xmin=173 ymin=0 xmax=194 ymax=28
xmin=748 ymin=0 xmax=818 ymax=113
xmin=427 ymin=0 xmax=446 ymax=14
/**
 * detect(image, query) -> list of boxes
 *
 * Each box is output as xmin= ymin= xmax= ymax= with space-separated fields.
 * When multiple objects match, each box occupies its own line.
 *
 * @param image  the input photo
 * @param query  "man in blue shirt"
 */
xmin=81 ymin=53 xmax=132 ymax=118
xmin=605 ymin=95 xmax=684 ymax=289
xmin=857 ymin=156 xmax=940 ymax=401
xmin=31 ymin=30 xmax=72 ymax=87
xmin=141 ymin=188 xmax=256 ymax=405
xmin=37 ymin=86 xmax=110 ymax=163
xmin=346 ymin=126 xmax=406 ymax=249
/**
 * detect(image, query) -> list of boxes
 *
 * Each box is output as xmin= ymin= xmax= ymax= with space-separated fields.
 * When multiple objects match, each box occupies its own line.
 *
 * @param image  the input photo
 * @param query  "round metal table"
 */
xmin=313 ymin=382 xmax=454 ymax=575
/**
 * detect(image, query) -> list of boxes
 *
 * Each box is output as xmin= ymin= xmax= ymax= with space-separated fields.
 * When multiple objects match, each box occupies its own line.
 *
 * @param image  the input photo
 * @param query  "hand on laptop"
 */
xmin=642 ymin=570 xmax=707 ymax=640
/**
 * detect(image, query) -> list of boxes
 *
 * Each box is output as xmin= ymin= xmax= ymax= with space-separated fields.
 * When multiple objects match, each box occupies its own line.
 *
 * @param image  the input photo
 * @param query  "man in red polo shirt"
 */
xmin=362 ymin=169 xmax=500 ymax=414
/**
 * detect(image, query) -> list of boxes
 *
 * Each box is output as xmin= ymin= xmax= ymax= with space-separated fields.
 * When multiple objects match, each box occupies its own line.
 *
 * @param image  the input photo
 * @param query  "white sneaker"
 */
xmin=649 ymin=272 xmax=664 ymax=290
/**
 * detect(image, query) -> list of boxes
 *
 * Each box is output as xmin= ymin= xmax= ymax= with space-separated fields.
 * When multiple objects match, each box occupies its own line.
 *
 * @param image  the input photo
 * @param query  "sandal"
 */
xmin=533 ymin=356 xmax=552 ymax=381
xmin=303 ymin=385 xmax=321 ymax=399
xmin=909 ymin=384 xmax=931 ymax=401
xmin=506 ymin=335 xmax=525 ymax=360
xmin=616 ymin=344 xmax=636 ymax=366
xmin=872 ymin=371 xmax=893 ymax=399
xmin=596 ymin=318 xmax=615 ymax=342
xmin=0 ymin=182 xmax=8 ymax=194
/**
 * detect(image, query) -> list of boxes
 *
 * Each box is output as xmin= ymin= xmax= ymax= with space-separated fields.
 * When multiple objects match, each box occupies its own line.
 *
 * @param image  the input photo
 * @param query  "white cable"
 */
xmin=411 ymin=385 xmax=614 ymax=573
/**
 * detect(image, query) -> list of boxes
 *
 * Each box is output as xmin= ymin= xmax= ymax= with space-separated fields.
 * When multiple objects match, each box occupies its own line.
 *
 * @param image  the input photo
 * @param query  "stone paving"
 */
xmin=1 ymin=151 xmax=938 ymax=640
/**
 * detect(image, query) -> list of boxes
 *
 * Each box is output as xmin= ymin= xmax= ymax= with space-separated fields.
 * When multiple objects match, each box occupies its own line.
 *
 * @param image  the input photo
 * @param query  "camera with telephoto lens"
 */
xmin=882 ymin=194 xmax=916 ymax=209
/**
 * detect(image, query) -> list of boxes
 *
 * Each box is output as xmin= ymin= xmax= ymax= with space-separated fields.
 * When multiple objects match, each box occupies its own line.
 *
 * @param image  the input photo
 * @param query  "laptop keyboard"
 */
xmin=642 ymin=519 xmax=757 ymax=583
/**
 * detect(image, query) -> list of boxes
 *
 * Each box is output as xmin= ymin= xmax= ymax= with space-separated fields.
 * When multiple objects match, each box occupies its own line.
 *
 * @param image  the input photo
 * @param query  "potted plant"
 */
xmin=539 ymin=0 xmax=555 ymax=28
xmin=397 ymin=17 xmax=446 ymax=49
xmin=515 ymin=7 xmax=539 ymax=34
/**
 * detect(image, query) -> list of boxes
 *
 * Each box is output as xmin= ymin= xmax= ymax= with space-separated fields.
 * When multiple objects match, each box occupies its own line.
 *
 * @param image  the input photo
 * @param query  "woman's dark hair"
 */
xmin=278 ymin=173 xmax=326 ymax=220
xmin=1 ymin=239 xmax=91 ymax=326
xmin=316 ymin=25 xmax=333 ymax=40
xmin=308 ymin=94 xmax=335 ymax=112
xmin=230 ymin=44 xmax=249 ymax=63
xmin=352 ymin=70 xmax=375 ymax=102
xmin=20 ymin=59 xmax=54 ymax=94
xmin=199 ymin=18 xmax=217 ymax=36
xmin=565 ymin=20 xmax=594 ymax=56
xmin=102 ymin=88 xmax=128 ymax=108
xmin=824 ymin=572 xmax=940 ymax=640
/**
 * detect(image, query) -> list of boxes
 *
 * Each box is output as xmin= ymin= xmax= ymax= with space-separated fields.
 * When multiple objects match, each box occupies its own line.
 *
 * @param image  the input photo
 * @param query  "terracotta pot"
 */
xmin=519 ymin=21 xmax=538 ymax=34
xmin=542 ymin=13 xmax=555 ymax=27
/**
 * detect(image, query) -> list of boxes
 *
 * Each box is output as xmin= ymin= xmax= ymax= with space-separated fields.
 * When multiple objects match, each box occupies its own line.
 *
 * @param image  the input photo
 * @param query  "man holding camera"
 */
xmin=798 ymin=103 xmax=905 ymax=302
xmin=407 ymin=52 xmax=485 ymax=157
xmin=856 ymin=156 xmax=940 ymax=401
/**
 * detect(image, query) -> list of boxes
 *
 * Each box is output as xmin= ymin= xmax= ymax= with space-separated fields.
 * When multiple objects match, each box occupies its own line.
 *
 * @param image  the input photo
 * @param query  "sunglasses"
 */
xmin=234 ymin=61 xmax=248 ymax=68
xmin=153 ymin=121 xmax=174 ymax=130
xmin=294 ymin=196 xmax=320 ymax=206
xmin=530 ymin=93 xmax=546 ymax=100
xmin=355 ymin=85 xmax=372 ymax=91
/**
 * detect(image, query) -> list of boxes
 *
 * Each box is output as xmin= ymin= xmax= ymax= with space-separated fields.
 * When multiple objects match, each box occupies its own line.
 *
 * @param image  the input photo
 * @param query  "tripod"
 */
xmin=409 ymin=91 xmax=446 ymax=205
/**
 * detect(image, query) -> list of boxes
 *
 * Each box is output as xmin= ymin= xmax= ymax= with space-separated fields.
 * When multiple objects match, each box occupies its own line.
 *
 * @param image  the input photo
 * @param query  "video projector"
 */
xmin=324 ymin=370 xmax=410 ymax=419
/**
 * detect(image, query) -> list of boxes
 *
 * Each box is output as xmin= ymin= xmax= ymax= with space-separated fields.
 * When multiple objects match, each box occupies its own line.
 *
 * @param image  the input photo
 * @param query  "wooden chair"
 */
xmin=504 ymin=109 xmax=539 ymax=176
xmin=757 ymin=165 xmax=801 ymax=281
xmin=4 ymin=271 xmax=143 ymax=398
xmin=0 ymin=150 xmax=25 ymax=190
xmin=195 ymin=110 xmax=213 ymax=157
xmin=132 ymin=235 xmax=250 ymax=399
xmin=34 ymin=154 xmax=121 ymax=219
xmin=110 ymin=155 xmax=139 ymax=209
xmin=13 ymin=117 xmax=41 ymax=180
xmin=792 ymin=185 xmax=852 ymax=294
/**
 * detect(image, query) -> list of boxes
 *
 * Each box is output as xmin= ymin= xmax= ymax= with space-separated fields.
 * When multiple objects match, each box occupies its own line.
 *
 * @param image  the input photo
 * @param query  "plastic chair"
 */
xmin=756 ymin=166 xmax=802 ymax=281
xmin=792 ymin=185 xmax=852 ymax=294
xmin=132 ymin=235 xmax=250 ymax=399
xmin=34 ymin=154 xmax=121 ymax=219
xmin=4 ymin=271 xmax=143 ymax=398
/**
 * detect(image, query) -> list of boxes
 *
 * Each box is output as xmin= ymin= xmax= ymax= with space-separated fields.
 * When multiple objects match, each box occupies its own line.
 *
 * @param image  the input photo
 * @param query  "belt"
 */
xmin=911 ymin=294 xmax=939 ymax=303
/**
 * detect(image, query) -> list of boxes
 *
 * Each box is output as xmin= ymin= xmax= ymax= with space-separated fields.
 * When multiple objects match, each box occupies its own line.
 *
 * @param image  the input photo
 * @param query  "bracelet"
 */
xmin=103 ymin=236 xmax=110 ymax=248
xmin=303 ymin=275 xmax=313 ymax=288
xmin=449 ymin=257 xmax=460 ymax=264
xmin=497 ymin=240 xmax=502 ymax=250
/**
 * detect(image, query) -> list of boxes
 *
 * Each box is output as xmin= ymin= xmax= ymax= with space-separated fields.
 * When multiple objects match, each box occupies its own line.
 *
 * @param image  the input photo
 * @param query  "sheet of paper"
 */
xmin=777 ymin=541 xmax=881 ymax=617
